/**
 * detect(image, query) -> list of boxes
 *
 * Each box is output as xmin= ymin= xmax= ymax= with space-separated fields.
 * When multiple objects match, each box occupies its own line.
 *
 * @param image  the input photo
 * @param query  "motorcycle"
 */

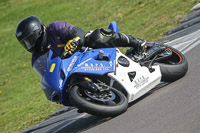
xmin=41 ymin=22 xmax=188 ymax=117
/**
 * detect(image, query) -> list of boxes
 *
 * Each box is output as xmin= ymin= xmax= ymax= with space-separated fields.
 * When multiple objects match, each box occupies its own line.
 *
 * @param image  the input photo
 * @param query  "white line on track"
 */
xmin=182 ymin=37 xmax=200 ymax=54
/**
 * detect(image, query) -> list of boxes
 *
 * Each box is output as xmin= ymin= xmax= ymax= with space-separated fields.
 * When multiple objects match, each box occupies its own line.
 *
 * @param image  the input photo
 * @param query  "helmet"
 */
xmin=16 ymin=16 xmax=46 ymax=52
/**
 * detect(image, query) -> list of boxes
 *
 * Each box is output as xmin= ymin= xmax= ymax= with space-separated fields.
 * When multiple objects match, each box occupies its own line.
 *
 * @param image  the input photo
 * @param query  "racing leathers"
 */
xmin=32 ymin=21 xmax=84 ymax=76
xmin=32 ymin=21 xmax=148 ymax=77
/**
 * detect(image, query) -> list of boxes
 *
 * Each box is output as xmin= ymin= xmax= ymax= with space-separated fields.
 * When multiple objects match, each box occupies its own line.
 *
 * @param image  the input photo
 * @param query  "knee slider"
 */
xmin=100 ymin=28 xmax=114 ymax=37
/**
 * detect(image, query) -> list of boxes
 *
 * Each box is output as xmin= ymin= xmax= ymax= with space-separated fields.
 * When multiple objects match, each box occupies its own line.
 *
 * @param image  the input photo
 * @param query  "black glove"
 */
xmin=63 ymin=37 xmax=83 ymax=57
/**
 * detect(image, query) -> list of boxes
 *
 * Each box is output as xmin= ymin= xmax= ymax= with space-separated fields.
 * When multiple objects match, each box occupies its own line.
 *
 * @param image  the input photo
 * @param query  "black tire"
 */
xmin=69 ymin=85 xmax=128 ymax=117
xmin=157 ymin=46 xmax=188 ymax=82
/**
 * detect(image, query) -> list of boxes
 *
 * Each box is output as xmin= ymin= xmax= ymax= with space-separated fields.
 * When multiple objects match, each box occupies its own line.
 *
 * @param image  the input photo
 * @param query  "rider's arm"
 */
xmin=46 ymin=21 xmax=85 ymax=56
xmin=63 ymin=27 xmax=85 ymax=50
xmin=48 ymin=21 xmax=85 ymax=47
xmin=66 ymin=27 xmax=85 ymax=43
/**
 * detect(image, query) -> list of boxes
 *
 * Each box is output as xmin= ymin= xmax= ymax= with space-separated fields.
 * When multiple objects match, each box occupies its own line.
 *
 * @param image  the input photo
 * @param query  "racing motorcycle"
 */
xmin=41 ymin=22 xmax=188 ymax=117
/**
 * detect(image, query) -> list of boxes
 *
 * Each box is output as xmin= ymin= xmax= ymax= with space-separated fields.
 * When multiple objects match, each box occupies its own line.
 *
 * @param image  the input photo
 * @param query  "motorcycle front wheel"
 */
xmin=68 ymin=85 xmax=128 ymax=117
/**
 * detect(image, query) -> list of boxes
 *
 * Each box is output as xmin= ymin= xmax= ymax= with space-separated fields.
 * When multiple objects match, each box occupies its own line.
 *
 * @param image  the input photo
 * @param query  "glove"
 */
xmin=63 ymin=37 xmax=82 ymax=57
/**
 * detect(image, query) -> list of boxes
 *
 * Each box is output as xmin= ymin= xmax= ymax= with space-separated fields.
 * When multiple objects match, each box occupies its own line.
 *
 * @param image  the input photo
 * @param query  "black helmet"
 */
xmin=16 ymin=16 xmax=46 ymax=52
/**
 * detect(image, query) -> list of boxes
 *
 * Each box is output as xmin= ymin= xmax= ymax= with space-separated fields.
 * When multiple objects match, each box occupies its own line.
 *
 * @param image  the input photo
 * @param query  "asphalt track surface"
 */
xmin=22 ymin=19 xmax=200 ymax=132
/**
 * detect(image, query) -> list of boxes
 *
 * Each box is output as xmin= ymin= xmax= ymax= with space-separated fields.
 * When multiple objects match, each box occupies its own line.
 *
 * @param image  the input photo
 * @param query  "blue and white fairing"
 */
xmin=40 ymin=21 xmax=119 ymax=105
xmin=37 ymin=21 xmax=162 ymax=107
xmin=41 ymin=48 xmax=116 ymax=105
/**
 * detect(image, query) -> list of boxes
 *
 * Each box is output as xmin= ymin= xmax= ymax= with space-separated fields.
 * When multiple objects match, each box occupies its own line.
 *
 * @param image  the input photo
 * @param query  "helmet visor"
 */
xmin=20 ymin=30 xmax=42 ymax=52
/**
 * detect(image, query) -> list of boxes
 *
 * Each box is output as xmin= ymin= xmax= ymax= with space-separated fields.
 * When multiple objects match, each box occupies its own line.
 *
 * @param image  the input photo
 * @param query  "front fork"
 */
xmin=78 ymin=77 xmax=99 ymax=93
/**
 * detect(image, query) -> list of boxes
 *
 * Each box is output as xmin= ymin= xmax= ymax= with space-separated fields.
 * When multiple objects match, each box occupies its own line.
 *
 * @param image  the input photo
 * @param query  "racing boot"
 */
xmin=143 ymin=42 xmax=165 ymax=60
xmin=124 ymin=36 xmax=164 ymax=61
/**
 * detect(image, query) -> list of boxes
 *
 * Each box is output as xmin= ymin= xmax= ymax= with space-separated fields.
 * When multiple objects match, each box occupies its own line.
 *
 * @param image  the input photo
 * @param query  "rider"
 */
xmin=16 ymin=16 xmax=161 ymax=76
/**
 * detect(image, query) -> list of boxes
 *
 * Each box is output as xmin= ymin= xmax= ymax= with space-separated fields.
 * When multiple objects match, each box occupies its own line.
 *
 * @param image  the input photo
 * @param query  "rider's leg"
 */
xmin=85 ymin=28 xmax=162 ymax=55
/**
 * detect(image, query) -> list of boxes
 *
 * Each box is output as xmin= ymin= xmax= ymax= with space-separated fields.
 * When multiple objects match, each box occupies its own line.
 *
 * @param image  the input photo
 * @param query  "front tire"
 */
xmin=69 ymin=85 xmax=128 ymax=117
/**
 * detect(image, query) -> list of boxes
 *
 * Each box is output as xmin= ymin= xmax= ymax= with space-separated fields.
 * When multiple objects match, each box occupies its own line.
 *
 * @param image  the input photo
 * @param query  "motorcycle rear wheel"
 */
xmin=69 ymin=85 xmax=128 ymax=117
xmin=157 ymin=46 xmax=188 ymax=82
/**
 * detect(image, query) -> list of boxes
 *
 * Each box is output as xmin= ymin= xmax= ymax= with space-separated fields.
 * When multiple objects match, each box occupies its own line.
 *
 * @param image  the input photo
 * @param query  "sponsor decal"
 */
xmin=77 ymin=58 xmax=92 ymax=67
xmin=134 ymin=76 xmax=149 ymax=89
xmin=81 ymin=61 xmax=113 ymax=71
xmin=67 ymin=56 xmax=78 ymax=71
xmin=49 ymin=63 xmax=56 ymax=72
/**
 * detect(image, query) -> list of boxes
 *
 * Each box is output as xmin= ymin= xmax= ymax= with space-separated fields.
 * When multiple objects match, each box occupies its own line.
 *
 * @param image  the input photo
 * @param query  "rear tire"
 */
xmin=69 ymin=85 xmax=128 ymax=117
xmin=157 ymin=46 xmax=188 ymax=82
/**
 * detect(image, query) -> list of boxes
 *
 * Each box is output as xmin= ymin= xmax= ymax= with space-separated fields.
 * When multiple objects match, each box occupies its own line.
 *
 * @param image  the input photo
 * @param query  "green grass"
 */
xmin=0 ymin=0 xmax=198 ymax=132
